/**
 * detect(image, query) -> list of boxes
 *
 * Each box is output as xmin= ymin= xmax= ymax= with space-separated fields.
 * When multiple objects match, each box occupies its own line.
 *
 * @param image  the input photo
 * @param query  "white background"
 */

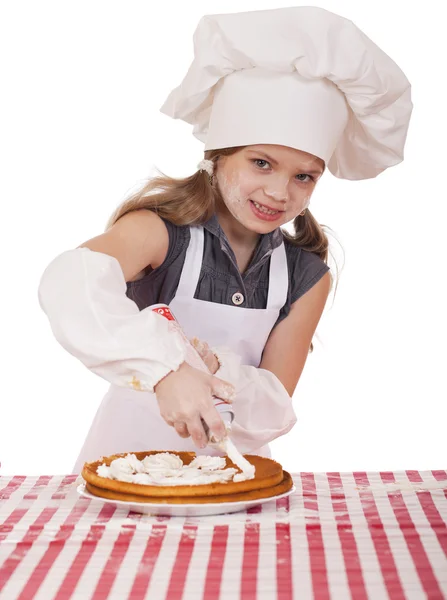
xmin=1 ymin=1 xmax=445 ymax=475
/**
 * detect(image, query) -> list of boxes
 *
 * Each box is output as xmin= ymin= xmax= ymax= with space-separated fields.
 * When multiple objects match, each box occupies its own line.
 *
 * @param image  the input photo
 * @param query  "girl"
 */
xmin=38 ymin=7 xmax=412 ymax=473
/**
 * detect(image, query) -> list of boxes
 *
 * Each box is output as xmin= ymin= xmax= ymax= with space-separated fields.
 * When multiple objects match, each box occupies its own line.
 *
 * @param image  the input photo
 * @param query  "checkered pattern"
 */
xmin=0 ymin=471 xmax=446 ymax=599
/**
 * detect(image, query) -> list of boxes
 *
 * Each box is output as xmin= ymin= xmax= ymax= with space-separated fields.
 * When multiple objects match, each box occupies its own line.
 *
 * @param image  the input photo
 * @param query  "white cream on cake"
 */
xmin=211 ymin=437 xmax=256 ymax=482
xmin=207 ymin=432 xmax=256 ymax=482
xmin=96 ymin=452 xmax=249 ymax=486
xmin=142 ymin=453 xmax=183 ymax=472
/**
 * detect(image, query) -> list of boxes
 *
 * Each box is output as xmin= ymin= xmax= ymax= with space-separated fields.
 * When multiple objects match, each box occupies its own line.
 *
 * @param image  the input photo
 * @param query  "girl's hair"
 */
xmin=106 ymin=146 xmax=341 ymax=352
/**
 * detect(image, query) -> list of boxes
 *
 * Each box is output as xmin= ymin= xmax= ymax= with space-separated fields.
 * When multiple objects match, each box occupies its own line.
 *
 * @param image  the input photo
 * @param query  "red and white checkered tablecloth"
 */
xmin=0 ymin=470 xmax=446 ymax=599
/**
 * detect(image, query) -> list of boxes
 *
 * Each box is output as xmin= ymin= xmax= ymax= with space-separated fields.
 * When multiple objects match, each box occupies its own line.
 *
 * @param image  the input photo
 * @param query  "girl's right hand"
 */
xmin=154 ymin=361 xmax=235 ymax=449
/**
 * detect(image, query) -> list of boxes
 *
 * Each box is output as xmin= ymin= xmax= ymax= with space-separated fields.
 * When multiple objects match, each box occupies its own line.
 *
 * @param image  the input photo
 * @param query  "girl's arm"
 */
xmin=77 ymin=208 xmax=170 ymax=282
xmin=38 ymin=209 xmax=186 ymax=392
xmin=259 ymin=271 xmax=331 ymax=395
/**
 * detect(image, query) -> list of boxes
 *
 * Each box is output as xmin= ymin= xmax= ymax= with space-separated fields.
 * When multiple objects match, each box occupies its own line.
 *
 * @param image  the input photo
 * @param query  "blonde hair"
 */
xmin=106 ymin=146 xmax=342 ymax=351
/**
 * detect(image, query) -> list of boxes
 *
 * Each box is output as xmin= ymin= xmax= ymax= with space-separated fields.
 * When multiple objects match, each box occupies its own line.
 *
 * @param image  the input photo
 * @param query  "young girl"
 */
xmin=38 ymin=7 xmax=412 ymax=473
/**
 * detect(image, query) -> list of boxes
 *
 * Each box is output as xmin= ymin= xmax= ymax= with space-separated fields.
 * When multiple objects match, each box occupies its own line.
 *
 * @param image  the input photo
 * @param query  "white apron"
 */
xmin=72 ymin=225 xmax=288 ymax=473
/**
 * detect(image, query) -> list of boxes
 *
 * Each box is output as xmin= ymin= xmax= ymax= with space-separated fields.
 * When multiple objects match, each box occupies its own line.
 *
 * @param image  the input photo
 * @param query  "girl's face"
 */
xmin=215 ymin=144 xmax=325 ymax=234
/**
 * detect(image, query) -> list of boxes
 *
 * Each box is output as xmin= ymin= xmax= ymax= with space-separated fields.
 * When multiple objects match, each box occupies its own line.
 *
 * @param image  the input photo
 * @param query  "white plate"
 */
xmin=76 ymin=483 xmax=296 ymax=517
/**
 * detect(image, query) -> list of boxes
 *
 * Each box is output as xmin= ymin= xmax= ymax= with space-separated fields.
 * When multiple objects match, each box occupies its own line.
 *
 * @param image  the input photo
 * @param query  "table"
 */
xmin=0 ymin=471 xmax=446 ymax=599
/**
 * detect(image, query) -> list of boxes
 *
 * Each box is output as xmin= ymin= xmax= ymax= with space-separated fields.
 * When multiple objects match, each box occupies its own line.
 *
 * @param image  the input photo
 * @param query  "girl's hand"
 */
xmin=190 ymin=337 xmax=220 ymax=375
xmin=154 ymin=361 xmax=234 ymax=448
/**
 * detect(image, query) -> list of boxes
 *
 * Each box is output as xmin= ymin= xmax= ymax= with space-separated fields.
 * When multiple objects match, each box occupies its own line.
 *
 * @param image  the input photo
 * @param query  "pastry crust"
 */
xmin=85 ymin=471 xmax=293 ymax=504
xmin=81 ymin=450 xmax=286 ymax=499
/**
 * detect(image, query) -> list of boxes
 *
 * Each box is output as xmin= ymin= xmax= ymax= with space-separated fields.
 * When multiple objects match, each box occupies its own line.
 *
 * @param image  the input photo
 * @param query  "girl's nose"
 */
xmin=263 ymin=174 xmax=289 ymax=202
xmin=264 ymin=187 xmax=288 ymax=202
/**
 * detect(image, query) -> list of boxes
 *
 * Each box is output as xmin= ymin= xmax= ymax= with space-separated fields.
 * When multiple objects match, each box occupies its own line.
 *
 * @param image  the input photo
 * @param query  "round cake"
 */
xmin=81 ymin=450 xmax=293 ymax=504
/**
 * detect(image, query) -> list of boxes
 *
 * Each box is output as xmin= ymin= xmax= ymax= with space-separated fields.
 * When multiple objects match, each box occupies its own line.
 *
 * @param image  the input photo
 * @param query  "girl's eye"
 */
xmin=252 ymin=159 xmax=314 ymax=183
xmin=295 ymin=174 xmax=314 ymax=183
xmin=253 ymin=159 xmax=270 ymax=169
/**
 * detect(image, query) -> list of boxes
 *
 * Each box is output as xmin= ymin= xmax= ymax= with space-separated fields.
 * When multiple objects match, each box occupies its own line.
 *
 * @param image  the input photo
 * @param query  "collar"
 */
xmin=203 ymin=212 xmax=284 ymax=254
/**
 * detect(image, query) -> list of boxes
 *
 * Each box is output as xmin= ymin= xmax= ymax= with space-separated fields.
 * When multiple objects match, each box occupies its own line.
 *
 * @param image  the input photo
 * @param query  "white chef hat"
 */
xmin=160 ymin=6 xmax=413 ymax=180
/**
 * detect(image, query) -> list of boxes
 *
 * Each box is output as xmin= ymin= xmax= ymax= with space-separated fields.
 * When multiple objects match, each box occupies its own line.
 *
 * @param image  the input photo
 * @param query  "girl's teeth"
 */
xmin=252 ymin=201 xmax=279 ymax=215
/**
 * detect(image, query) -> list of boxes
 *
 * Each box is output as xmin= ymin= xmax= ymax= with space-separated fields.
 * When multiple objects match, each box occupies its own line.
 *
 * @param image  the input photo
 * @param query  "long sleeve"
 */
xmin=211 ymin=345 xmax=297 ymax=453
xmin=38 ymin=247 xmax=187 ymax=393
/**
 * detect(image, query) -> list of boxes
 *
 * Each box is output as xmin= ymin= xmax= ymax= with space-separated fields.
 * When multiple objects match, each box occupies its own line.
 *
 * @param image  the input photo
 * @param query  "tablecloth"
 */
xmin=0 ymin=470 xmax=446 ymax=599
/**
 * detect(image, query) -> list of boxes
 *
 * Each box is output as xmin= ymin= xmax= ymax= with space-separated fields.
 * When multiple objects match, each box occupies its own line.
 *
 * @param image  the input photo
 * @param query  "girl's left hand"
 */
xmin=190 ymin=337 xmax=219 ymax=375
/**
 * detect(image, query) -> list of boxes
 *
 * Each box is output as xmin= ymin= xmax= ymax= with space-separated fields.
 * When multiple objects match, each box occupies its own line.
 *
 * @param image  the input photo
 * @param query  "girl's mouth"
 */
xmin=249 ymin=199 xmax=284 ymax=222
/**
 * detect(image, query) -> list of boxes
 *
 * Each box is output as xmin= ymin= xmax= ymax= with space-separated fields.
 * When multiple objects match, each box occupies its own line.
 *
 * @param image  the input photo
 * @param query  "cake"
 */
xmin=81 ymin=450 xmax=293 ymax=504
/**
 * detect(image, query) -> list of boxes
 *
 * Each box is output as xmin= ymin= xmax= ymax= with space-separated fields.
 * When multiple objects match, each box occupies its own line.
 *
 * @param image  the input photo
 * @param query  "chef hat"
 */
xmin=160 ymin=6 xmax=413 ymax=180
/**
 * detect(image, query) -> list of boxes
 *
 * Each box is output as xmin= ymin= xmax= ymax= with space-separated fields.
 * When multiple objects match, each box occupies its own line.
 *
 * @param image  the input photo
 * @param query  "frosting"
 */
xmin=208 ymin=436 xmax=256 ymax=481
xmin=190 ymin=455 xmax=227 ymax=470
xmin=96 ymin=452 xmax=244 ymax=486
xmin=108 ymin=457 xmax=136 ymax=482
xmin=221 ymin=438 xmax=256 ymax=481
xmin=142 ymin=453 xmax=183 ymax=472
